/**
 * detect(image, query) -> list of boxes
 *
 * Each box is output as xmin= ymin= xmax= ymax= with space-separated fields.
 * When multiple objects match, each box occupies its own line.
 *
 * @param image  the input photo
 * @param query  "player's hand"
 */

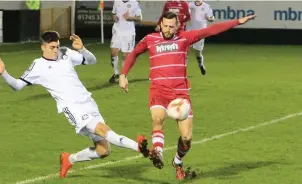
xmin=70 ymin=34 xmax=83 ymax=50
xmin=239 ymin=14 xmax=256 ymax=24
xmin=123 ymin=11 xmax=131 ymax=21
xmin=119 ymin=74 xmax=129 ymax=93
xmin=113 ymin=15 xmax=119 ymax=23
xmin=0 ymin=57 xmax=5 ymax=74
xmin=155 ymin=25 xmax=160 ymax=32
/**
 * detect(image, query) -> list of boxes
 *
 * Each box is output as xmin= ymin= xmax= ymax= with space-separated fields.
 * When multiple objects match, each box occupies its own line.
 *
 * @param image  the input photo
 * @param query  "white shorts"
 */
xmin=62 ymin=98 xmax=105 ymax=142
xmin=110 ymin=32 xmax=135 ymax=53
xmin=191 ymin=39 xmax=205 ymax=51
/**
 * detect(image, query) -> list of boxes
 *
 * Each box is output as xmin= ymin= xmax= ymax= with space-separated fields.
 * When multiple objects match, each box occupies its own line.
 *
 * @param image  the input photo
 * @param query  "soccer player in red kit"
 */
xmin=155 ymin=0 xmax=190 ymax=32
xmin=119 ymin=11 xmax=256 ymax=180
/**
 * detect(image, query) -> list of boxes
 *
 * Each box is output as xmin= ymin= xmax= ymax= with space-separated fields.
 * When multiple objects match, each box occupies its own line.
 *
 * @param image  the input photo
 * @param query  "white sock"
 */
xmin=197 ymin=53 xmax=204 ymax=66
xmin=111 ymin=56 xmax=119 ymax=75
xmin=68 ymin=147 xmax=100 ymax=164
xmin=152 ymin=130 xmax=164 ymax=153
xmin=174 ymin=153 xmax=183 ymax=165
xmin=105 ymin=130 xmax=138 ymax=152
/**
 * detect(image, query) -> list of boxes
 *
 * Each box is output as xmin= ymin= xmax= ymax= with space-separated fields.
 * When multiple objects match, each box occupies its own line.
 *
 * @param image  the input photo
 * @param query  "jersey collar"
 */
xmin=42 ymin=56 xmax=58 ymax=61
xmin=195 ymin=1 xmax=203 ymax=6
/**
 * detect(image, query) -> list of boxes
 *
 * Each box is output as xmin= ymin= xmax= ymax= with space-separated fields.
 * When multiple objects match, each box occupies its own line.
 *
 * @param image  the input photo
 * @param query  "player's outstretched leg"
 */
xmin=109 ymin=47 xmax=120 ymax=83
xmin=172 ymin=117 xmax=193 ymax=180
xmin=92 ymin=122 xmax=149 ymax=156
xmin=149 ymin=107 xmax=166 ymax=169
xmin=60 ymin=123 xmax=150 ymax=178
xmin=60 ymin=139 xmax=110 ymax=178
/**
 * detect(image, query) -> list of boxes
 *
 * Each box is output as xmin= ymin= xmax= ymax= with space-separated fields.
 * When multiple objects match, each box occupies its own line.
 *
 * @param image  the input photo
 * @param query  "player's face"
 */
xmin=41 ymin=41 xmax=60 ymax=60
xmin=161 ymin=18 xmax=178 ymax=40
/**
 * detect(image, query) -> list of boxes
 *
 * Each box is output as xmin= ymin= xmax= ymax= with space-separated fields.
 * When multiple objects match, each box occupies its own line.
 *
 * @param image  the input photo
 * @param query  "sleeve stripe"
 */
xmin=19 ymin=78 xmax=32 ymax=85
xmin=81 ymin=57 xmax=86 ymax=65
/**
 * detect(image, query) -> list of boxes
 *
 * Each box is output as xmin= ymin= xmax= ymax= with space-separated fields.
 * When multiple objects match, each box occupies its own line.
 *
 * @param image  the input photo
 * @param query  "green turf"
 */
xmin=0 ymin=43 xmax=301 ymax=184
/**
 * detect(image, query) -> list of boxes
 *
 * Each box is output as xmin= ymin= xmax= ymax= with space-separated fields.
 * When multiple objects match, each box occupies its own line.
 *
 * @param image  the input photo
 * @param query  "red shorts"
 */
xmin=149 ymin=87 xmax=193 ymax=117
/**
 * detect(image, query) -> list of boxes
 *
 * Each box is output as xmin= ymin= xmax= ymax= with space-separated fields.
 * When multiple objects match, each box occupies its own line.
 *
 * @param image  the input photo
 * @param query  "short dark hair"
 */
xmin=41 ymin=31 xmax=60 ymax=43
xmin=162 ymin=11 xmax=179 ymax=24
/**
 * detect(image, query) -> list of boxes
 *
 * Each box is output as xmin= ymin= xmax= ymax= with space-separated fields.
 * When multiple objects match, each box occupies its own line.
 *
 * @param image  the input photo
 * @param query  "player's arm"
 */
xmin=112 ymin=1 xmax=119 ymax=22
xmin=206 ymin=6 xmax=215 ymax=22
xmin=69 ymin=34 xmax=97 ymax=66
xmin=183 ymin=15 xmax=256 ymax=45
xmin=124 ymin=13 xmax=142 ymax=22
xmin=1 ymin=71 xmax=28 ymax=91
xmin=119 ymin=36 xmax=148 ymax=92
xmin=0 ymin=58 xmax=32 ymax=91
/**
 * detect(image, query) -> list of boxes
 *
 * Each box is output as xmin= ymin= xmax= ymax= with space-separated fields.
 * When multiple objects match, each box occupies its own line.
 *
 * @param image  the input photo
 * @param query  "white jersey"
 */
xmin=187 ymin=2 xmax=213 ymax=30
xmin=20 ymin=47 xmax=92 ymax=113
xmin=112 ymin=0 xmax=141 ymax=36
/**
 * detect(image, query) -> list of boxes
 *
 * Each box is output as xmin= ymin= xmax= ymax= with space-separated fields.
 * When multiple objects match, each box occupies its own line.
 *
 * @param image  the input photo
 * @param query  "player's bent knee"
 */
xmin=110 ymin=49 xmax=118 ymax=56
xmin=87 ymin=121 xmax=110 ymax=137
xmin=181 ymin=136 xmax=192 ymax=147
xmin=96 ymin=147 xmax=110 ymax=158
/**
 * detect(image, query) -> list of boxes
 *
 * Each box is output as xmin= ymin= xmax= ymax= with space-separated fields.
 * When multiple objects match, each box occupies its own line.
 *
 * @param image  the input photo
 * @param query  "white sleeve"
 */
xmin=67 ymin=48 xmax=97 ymax=66
xmin=67 ymin=48 xmax=85 ymax=66
xmin=112 ymin=1 xmax=117 ymax=14
xmin=134 ymin=2 xmax=142 ymax=16
xmin=206 ymin=6 xmax=214 ymax=19
xmin=20 ymin=61 xmax=40 ymax=85
xmin=1 ymin=70 xmax=27 ymax=91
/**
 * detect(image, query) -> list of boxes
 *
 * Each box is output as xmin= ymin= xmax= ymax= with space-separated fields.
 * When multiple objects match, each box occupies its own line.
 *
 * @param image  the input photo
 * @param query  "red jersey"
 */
xmin=122 ymin=20 xmax=240 ymax=95
xmin=158 ymin=1 xmax=191 ymax=31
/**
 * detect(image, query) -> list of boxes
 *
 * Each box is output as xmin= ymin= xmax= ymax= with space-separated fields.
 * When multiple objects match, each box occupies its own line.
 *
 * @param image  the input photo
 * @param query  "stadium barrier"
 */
xmin=40 ymin=8 xmax=71 ymax=38
xmin=2 ymin=10 xmax=40 ymax=42
xmin=1 ymin=1 xmax=302 ymax=44
xmin=75 ymin=1 xmax=302 ymax=45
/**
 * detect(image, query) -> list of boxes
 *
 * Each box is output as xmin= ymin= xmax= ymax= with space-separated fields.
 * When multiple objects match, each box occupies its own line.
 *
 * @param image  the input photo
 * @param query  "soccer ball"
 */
xmin=167 ymin=98 xmax=191 ymax=121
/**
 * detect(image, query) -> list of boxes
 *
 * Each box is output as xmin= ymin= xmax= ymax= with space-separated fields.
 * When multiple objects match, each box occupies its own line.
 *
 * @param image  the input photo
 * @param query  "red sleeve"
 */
xmin=181 ymin=20 xmax=240 ymax=45
xmin=121 ymin=37 xmax=148 ymax=76
xmin=157 ymin=3 xmax=168 ymax=25
xmin=183 ymin=2 xmax=191 ymax=23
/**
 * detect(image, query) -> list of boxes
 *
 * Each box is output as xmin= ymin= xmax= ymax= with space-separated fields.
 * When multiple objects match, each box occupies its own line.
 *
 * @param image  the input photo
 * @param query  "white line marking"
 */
xmin=14 ymin=112 xmax=302 ymax=184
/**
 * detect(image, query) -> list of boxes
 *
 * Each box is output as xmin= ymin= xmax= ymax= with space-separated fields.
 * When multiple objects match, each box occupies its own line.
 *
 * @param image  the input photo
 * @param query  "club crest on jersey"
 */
xmin=156 ymin=43 xmax=179 ymax=53
xmin=168 ymin=8 xmax=180 ymax=14
xmin=62 ymin=55 xmax=68 ymax=60
xmin=127 ymin=4 xmax=131 ymax=8
xmin=82 ymin=114 xmax=89 ymax=120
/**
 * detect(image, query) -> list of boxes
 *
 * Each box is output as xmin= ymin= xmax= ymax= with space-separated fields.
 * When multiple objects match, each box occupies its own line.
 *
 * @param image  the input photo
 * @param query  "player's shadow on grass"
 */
xmin=184 ymin=160 xmax=283 ymax=182
xmin=72 ymin=162 xmax=173 ymax=184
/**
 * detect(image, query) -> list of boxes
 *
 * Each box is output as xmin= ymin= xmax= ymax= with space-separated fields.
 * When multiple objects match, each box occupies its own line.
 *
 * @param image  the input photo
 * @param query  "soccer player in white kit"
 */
xmin=0 ymin=31 xmax=149 ymax=178
xmin=109 ymin=0 xmax=142 ymax=83
xmin=186 ymin=0 xmax=215 ymax=75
